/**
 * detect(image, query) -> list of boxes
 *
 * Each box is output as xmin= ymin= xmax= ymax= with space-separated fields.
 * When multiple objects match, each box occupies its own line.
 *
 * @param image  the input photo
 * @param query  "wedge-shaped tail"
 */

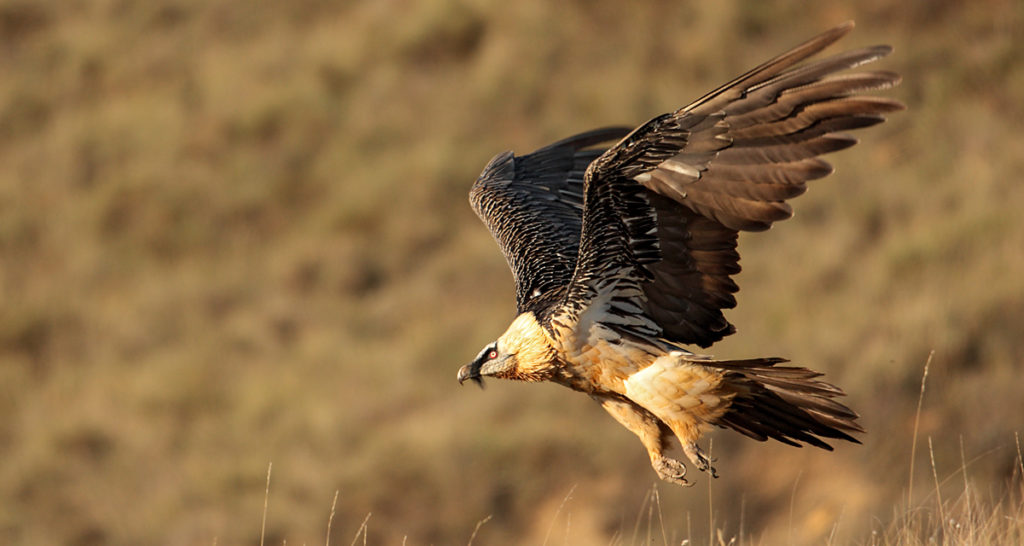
xmin=713 ymin=358 xmax=863 ymax=449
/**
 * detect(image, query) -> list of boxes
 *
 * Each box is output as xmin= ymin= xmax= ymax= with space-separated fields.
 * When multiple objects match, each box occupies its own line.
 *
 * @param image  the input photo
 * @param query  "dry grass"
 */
xmin=259 ymin=432 xmax=1024 ymax=545
xmin=1 ymin=0 xmax=1022 ymax=544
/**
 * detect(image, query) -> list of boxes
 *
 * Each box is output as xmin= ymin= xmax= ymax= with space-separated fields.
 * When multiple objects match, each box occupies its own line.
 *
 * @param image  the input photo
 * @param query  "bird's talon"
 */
xmin=685 ymin=444 xmax=719 ymax=478
xmin=653 ymin=456 xmax=691 ymax=487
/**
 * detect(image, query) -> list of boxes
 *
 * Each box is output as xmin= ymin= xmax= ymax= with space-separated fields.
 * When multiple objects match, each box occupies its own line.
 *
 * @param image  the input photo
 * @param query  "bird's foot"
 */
xmin=652 ymin=456 xmax=692 ymax=487
xmin=683 ymin=443 xmax=718 ymax=478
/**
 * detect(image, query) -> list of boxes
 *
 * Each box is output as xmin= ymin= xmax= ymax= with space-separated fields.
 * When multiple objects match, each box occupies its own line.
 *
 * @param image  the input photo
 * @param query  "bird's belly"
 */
xmin=622 ymin=353 xmax=734 ymax=434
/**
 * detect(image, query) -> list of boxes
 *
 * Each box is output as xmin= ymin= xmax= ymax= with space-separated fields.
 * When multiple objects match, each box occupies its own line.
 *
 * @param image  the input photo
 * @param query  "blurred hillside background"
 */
xmin=1 ymin=0 xmax=1022 ymax=544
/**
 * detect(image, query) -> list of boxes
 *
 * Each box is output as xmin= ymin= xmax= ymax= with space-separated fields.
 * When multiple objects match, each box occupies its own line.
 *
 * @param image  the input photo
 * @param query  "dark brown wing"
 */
xmin=469 ymin=127 xmax=631 ymax=312
xmin=642 ymin=22 xmax=904 ymax=231
xmin=556 ymin=22 xmax=903 ymax=348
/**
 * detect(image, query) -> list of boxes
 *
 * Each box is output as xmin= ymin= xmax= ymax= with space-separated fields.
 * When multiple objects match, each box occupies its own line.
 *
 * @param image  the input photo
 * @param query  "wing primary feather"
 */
xmin=683 ymin=21 xmax=856 ymax=115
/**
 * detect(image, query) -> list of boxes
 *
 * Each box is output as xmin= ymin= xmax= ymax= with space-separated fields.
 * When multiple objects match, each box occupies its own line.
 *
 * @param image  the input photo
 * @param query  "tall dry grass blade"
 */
xmin=563 ymin=512 xmax=571 ymax=545
xmin=325 ymin=490 xmax=339 ymax=546
xmin=647 ymin=483 xmax=655 ymax=540
xmin=467 ymin=514 xmax=491 ymax=546
xmin=959 ymin=434 xmax=972 ymax=545
xmin=652 ymin=484 xmax=668 ymax=546
xmin=261 ymin=462 xmax=272 ymax=546
xmin=542 ymin=483 xmax=576 ymax=546
xmin=1015 ymin=432 xmax=1024 ymax=480
xmin=826 ymin=504 xmax=845 ymax=546
xmin=929 ymin=437 xmax=947 ymax=532
xmin=908 ymin=351 xmax=933 ymax=508
xmin=348 ymin=513 xmax=371 ymax=546
xmin=930 ymin=444 xmax=1005 ymax=494
xmin=788 ymin=470 xmax=802 ymax=546
xmin=631 ymin=486 xmax=653 ymax=546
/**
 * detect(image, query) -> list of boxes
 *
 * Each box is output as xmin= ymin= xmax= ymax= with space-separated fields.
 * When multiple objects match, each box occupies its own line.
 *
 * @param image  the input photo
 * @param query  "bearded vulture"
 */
xmin=457 ymin=21 xmax=903 ymax=485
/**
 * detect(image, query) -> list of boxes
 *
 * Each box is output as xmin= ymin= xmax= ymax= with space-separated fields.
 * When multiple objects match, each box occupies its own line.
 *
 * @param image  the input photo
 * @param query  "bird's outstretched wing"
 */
xmin=470 ymin=127 xmax=631 ymax=312
xmin=557 ymin=21 xmax=903 ymax=348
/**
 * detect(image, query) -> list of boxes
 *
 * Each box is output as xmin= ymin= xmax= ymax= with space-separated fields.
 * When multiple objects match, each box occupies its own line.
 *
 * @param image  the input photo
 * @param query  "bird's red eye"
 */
xmin=488 ymin=350 xmax=498 ymax=359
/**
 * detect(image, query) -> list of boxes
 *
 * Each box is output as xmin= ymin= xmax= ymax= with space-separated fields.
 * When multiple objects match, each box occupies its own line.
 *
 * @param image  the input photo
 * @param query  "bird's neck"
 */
xmin=499 ymin=313 xmax=559 ymax=381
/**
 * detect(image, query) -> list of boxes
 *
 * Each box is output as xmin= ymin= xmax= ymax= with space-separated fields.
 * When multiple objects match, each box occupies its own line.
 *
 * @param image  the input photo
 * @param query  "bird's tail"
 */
xmin=710 ymin=357 xmax=863 ymax=449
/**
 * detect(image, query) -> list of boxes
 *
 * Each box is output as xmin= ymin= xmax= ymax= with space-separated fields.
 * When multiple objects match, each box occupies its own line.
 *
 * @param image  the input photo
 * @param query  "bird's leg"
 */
xmin=682 ymin=442 xmax=718 ymax=478
xmin=593 ymin=394 xmax=692 ymax=487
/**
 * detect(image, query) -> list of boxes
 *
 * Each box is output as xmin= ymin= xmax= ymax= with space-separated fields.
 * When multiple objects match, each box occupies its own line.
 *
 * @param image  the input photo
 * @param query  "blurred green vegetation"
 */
xmin=0 ymin=0 xmax=1022 ymax=544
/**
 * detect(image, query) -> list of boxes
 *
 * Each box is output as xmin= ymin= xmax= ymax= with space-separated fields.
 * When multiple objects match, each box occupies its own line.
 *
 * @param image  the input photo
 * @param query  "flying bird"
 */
xmin=457 ymin=22 xmax=903 ymax=485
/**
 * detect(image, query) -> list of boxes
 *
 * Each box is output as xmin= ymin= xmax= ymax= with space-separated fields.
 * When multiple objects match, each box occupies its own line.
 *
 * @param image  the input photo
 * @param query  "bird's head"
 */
xmin=457 ymin=340 xmax=517 ymax=388
xmin=457 ymin=313 xmax=557 ymax=387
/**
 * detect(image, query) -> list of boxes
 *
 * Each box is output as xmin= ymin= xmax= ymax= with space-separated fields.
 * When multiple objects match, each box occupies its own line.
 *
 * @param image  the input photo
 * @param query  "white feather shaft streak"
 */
xmin=659 ymin=160 xmax=702 ymax=178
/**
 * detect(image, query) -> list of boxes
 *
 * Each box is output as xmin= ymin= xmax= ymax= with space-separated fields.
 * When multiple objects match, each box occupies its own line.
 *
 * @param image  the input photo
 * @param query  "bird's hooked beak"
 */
xmin=457 ymin=363 xmax=485 ymax=388
xmin=458 ymin=342 xmax=508 ymax=389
